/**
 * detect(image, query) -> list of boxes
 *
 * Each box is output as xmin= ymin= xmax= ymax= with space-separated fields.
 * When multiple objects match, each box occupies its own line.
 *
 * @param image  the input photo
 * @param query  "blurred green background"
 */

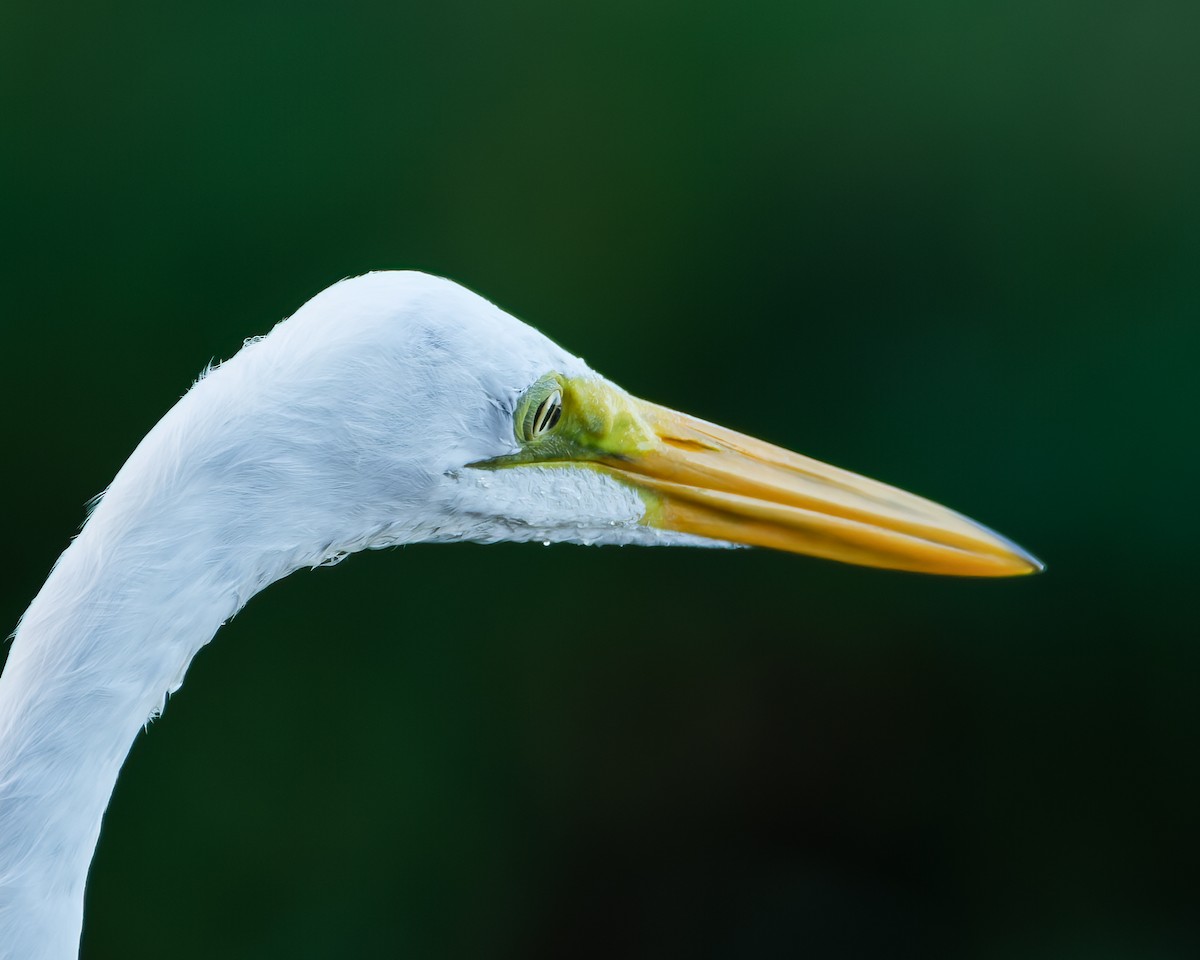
xmin=2 ymin=1 xmax=1197 ymax=957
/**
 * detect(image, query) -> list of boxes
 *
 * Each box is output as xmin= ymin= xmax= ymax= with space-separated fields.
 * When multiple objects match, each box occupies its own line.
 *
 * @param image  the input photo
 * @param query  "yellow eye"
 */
xmin=517 ymin=375 xmax=565 ymax=442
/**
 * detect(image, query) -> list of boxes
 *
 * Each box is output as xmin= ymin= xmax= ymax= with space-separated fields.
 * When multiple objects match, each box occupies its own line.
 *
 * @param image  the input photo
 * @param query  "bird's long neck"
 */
xmin=0 ymin=497 xmax=244 ymax=959
xmin=0 ymin=362 xmax=327 ymax=959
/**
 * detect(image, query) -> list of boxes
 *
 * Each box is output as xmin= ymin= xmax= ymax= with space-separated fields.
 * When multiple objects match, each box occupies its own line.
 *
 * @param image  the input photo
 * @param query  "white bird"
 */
xmin=0 ymin=272 xmax=1040 ymax=958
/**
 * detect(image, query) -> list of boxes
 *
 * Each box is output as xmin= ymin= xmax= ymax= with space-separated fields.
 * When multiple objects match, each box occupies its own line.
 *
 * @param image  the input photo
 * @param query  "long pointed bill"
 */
xmin=606 ymin=400 xmax=1042 ymax=577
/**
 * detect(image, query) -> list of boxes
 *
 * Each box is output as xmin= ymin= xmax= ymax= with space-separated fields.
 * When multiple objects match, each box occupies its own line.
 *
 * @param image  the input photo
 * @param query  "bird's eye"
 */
xmin=518 ymin=376 xmax=565 ymax=442
xmin=530 ymin=390 xmax=562 ymax=437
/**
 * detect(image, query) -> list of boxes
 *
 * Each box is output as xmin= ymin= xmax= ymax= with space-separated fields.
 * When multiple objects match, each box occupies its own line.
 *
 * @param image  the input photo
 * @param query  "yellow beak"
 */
xmin=607 ymin=400 xmax=1042 ymax=577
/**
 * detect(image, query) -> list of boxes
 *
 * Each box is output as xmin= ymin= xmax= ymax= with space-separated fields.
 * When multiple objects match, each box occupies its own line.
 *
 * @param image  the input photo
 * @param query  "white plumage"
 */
xmin=0 ymin=273 xmax=709 ymax=959
xmin=0 ymin=271 xmax=1038 ymax=959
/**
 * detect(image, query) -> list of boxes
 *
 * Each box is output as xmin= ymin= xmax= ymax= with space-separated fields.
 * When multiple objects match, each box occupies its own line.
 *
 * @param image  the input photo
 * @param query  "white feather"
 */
xmin=0 ymin=272 xmax=718 ymax=959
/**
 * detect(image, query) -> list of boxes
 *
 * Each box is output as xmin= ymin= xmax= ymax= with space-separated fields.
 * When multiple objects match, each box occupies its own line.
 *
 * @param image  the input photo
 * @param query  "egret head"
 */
xmin=226 ymin=271 xmax=1039 ymax=576
xmin=0 ymin=270 xmax=1042 ymax=960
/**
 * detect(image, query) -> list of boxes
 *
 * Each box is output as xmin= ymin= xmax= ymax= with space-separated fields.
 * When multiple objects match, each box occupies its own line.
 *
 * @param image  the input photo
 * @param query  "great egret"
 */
xmin=0 ymin=272 xmax=1040 ymax=958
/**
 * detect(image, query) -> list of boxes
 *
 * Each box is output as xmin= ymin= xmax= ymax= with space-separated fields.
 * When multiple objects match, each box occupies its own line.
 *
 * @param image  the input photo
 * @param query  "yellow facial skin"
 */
xmin=481 ymin=374 xmax=1043 ymax=577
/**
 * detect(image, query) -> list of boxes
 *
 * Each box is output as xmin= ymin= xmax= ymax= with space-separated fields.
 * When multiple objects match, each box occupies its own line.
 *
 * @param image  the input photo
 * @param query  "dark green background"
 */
xmin=2 ymin=1 xmax=1196 ymax=957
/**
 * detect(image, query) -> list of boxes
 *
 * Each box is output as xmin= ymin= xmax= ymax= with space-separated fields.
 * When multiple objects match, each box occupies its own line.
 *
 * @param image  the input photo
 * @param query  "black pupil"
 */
xmin=535 ymin=396 xmax=561 ymax=435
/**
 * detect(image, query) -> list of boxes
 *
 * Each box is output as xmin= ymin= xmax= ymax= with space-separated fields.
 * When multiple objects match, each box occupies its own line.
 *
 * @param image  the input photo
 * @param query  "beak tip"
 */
xmin=964 ymin=516 xmax=1044 ymax=577
xmin=1021 ymin=553 xmax=1047 ymax=576
xmin=996 ymin=540 xmax=1045 ymax=577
